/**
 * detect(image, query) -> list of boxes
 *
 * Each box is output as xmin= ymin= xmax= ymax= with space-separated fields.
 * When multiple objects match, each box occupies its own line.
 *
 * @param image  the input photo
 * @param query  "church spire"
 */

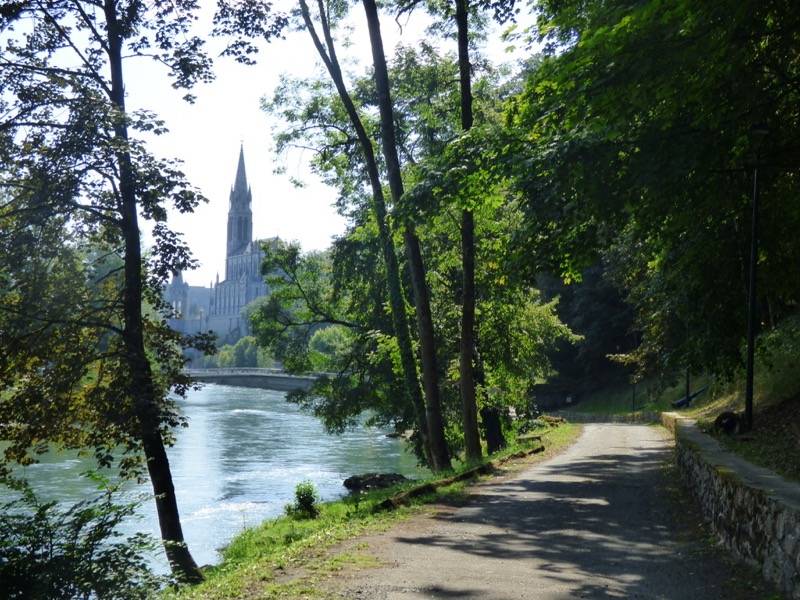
xmin=233 ymin=143 xmax=248 ymax=198
xmin=226 ymin=145 xmax=254 ymax=263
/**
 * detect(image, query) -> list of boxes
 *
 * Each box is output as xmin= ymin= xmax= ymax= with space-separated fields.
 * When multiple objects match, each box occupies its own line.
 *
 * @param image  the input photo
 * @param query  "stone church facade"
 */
xmin=165 ymin=147 xmax=274 ymax=343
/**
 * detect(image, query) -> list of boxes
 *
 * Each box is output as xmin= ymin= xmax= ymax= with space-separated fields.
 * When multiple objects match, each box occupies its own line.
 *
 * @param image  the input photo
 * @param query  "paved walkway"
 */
xmin=330 ymin=424 xmax=773 ymax=599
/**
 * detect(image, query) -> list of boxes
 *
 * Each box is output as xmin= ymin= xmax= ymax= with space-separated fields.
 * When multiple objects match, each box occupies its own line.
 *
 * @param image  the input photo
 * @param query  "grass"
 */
xmin=166 ymin=422 xmax=581 ymax=599
xmin=570 ymin=373 xmax=714 ymax=416
xmin=574 ymin=315 xmax=800 ymax=483
xmin=705 ymin=399 xmax=800 ymax=483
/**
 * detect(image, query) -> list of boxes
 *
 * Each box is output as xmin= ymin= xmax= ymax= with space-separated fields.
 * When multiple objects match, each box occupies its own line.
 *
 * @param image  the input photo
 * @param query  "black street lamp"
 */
xmin=744 ymin=123 xmax=769 ymax=431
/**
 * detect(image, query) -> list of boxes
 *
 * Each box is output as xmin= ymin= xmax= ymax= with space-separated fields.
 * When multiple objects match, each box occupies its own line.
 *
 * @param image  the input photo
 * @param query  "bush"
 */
xmin=0 ymin=478 xmax=166 ymax=600
xmin=284 ymin=481 xmax=320 ymax=520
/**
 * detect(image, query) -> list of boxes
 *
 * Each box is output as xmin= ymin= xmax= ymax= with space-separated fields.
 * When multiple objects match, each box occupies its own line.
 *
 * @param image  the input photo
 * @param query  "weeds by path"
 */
xmin=166 ymin=423 xmax=582 ymax=600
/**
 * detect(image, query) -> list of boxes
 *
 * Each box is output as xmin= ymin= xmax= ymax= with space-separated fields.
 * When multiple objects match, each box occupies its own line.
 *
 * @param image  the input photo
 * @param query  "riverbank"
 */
xmin=0 ymin=384 xmax=425 ymax=576
xmin=167 ymin=422 xmax=581 ymax=599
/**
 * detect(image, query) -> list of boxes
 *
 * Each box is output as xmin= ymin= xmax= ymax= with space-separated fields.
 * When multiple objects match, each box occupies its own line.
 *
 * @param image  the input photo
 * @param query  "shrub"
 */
xmin=0 ymin=478 xmax=166 ymax=599
xmin=284 ymin=481 xmax=320 ymax=520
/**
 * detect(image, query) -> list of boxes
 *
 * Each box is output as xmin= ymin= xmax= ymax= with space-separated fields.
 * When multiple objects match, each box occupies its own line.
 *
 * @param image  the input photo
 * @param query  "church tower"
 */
xmin=226 ymin=145 xmax=253 ymax=261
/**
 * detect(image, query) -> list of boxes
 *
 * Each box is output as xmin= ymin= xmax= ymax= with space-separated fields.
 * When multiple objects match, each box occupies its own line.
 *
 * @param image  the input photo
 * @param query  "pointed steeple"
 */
xmin=226 ymin=145 xmax=254 ymax=261
xmin=233 ymin=143 xmax=248 ymax=197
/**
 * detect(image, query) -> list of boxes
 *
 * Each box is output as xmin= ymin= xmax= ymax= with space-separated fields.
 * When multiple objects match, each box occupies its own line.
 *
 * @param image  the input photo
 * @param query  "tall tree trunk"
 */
xmin=297 ymin=0 xmax=438 ymax=467
xmin=361 ymin=0 xmax=451 ymax=471
xmin=103 ymin=1 xmax=202 ymax=582
xmin=402 ymin=226 xmax=451 ymax=470
xmin=455 ymin=0 xmax=481 ymax=462
xmin=475 ymin=339 xmax=506 ymax=453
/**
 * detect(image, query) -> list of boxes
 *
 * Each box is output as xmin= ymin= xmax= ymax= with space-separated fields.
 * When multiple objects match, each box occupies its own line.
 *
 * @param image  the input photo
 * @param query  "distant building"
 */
xmin=164 ymin=146 xmax=275 ymax=343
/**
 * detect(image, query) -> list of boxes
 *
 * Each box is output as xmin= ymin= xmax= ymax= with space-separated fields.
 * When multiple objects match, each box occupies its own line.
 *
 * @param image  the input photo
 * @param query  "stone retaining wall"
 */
xmin=662 ymin=412 xmax=800 ymax=599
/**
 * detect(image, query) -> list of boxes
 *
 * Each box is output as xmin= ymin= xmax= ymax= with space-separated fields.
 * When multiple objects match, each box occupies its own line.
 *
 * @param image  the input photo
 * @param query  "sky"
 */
xmin=125 ymin=2 xmax=532 ymax=286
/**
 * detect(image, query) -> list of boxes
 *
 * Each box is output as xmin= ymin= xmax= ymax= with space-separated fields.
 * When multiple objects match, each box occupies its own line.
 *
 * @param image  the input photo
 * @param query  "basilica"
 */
xmin=164 ymin=146 xmax=274 ymax=343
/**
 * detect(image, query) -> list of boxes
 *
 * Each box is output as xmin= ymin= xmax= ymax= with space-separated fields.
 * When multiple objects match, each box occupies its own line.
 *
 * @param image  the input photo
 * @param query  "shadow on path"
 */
xmin=380 ymin=427 xmax=772 ymax=599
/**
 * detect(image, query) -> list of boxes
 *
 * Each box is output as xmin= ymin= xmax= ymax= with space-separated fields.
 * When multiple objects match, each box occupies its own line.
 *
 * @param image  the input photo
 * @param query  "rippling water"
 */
xmin=5 ymin=384 xmax=425 ymax=570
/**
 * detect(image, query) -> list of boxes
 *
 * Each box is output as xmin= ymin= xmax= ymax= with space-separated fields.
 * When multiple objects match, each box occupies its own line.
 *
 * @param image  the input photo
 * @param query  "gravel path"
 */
xmin=329 ymin=424 xmax=772 ymax=599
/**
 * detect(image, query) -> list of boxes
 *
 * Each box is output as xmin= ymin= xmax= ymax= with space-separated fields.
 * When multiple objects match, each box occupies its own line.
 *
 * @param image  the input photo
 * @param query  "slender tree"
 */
xmin=0 ymin=0 xmax=284 ymax=581
xmin=359 ymin=0 xmax=451 ymax=470
xmin=453 ymin=0 xmax=482 ymax=461
xmin=296 ymin=0 xmax=451 ymax=468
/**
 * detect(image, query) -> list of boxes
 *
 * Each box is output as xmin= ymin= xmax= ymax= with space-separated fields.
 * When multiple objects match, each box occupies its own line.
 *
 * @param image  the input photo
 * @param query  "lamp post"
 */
xmin=744 ymin=124 xmax=769 ymax=432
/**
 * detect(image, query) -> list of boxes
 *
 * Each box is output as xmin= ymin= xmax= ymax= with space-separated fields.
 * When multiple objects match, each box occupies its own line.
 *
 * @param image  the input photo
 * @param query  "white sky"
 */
xmin=125 ymin=2 xmax=531 ymax=286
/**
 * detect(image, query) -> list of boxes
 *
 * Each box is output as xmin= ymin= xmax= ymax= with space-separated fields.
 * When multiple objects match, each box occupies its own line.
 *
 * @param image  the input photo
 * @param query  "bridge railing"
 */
xmin=185 ymin=367 xmax=330 ymax=380
xmin=185 ymin=367 xmax=286 ymax=376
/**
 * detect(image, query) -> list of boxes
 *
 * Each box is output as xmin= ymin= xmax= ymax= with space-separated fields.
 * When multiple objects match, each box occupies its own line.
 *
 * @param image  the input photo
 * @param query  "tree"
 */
xmin=391 ymin=0 xmax=518 ymax=458
xmin=453 ymin=0 xmax=481 ymax=462
xmin=251 ymin=240 xmax=426 ymax=445
xmin=0 ymin=0 xmax=284 ymax=581
xmin=406 ymin=156 xmax=579 ymax=449
xmin=273 ymin=0 xmax=449 ymax=470
xmin=505 ymin=0 xmax=800 ymax=382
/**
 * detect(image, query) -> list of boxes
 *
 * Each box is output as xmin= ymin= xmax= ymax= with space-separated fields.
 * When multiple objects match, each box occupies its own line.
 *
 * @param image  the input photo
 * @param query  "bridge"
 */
xmin=185 ymin=368 xmax=319 ymax=392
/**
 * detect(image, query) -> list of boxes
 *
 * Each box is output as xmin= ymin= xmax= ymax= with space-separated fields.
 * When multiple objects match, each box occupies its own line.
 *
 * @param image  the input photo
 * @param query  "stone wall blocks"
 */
xmin=784 ymin=528 xmax=799 ymax=558
xmin=663 ymin=412 xmax=800 ymax=598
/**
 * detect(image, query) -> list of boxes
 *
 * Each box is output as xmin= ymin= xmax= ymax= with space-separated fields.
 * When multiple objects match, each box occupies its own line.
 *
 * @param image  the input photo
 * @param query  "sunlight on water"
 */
xmin=3 ymin=384 xmax=425 ymax=571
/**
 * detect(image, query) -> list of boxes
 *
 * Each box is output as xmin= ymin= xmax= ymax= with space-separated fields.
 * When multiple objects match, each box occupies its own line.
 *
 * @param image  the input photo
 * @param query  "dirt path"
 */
xmin=326 ymin=424 xmax=774 ymax=599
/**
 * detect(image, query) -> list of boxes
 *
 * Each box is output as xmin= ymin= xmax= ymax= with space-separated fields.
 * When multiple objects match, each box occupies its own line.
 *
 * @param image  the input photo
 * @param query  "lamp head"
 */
xmin=749 ymin=123 xmax=769 ymax=159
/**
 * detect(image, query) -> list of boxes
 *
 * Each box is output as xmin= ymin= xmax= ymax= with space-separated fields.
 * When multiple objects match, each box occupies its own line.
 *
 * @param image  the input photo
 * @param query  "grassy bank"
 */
xmin=167 ymin=422 xmax=581 ymax=599
xmin=566 ymin=373 xmax=714 ymax=417
xmin=683 ymin=318 xmax=800 ymax=482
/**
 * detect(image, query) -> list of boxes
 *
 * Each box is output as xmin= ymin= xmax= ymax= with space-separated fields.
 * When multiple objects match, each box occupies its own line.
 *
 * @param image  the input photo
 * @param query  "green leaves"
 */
xmin=506 ymin=0 xmax=800 ymax=376
xmin=0 ymin=477 xmax=167 ymax=599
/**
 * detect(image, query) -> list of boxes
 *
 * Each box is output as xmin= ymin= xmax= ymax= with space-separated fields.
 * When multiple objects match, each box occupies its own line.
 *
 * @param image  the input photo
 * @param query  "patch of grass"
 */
xmin=571 ymin=373 xmax=713 ymax=416
xmin=166 ymin=422 xmax=580 ymax=599
xmin=312 ymin=550 xmax=379 ymax=574
xmin=576 ymin=315 xmax=800 ymax=483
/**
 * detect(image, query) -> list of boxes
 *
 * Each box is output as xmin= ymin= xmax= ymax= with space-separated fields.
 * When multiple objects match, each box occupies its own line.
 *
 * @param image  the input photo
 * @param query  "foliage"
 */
xmin=505 ymin=0 xmax=800 ymax=377
xmin=0 ymin=478 xmax=165 ymax=600
xmin=308 ymin=325 xmax=355 ymax=372
xmin=284 ymin=481 xmax=321 ymax=520
xmin=537 ymin=265 xmax=636 ymax=393
xmin=198 ymin=336 xmax=272 ymax=369
xmin=0 ymin=0 xmax=285 ymax=580
xmin=251 ymin=238 xmax=415 ymax=439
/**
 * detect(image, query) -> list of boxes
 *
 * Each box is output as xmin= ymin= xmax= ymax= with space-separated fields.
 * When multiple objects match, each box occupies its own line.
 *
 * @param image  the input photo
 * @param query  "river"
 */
xmin=5 ymin=384 xmax=424 ymax=571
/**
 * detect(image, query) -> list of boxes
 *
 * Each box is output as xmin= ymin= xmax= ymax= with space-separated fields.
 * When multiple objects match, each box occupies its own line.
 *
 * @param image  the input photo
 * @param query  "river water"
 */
xmin=6 ymin=384 xmax=424 ymax=570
